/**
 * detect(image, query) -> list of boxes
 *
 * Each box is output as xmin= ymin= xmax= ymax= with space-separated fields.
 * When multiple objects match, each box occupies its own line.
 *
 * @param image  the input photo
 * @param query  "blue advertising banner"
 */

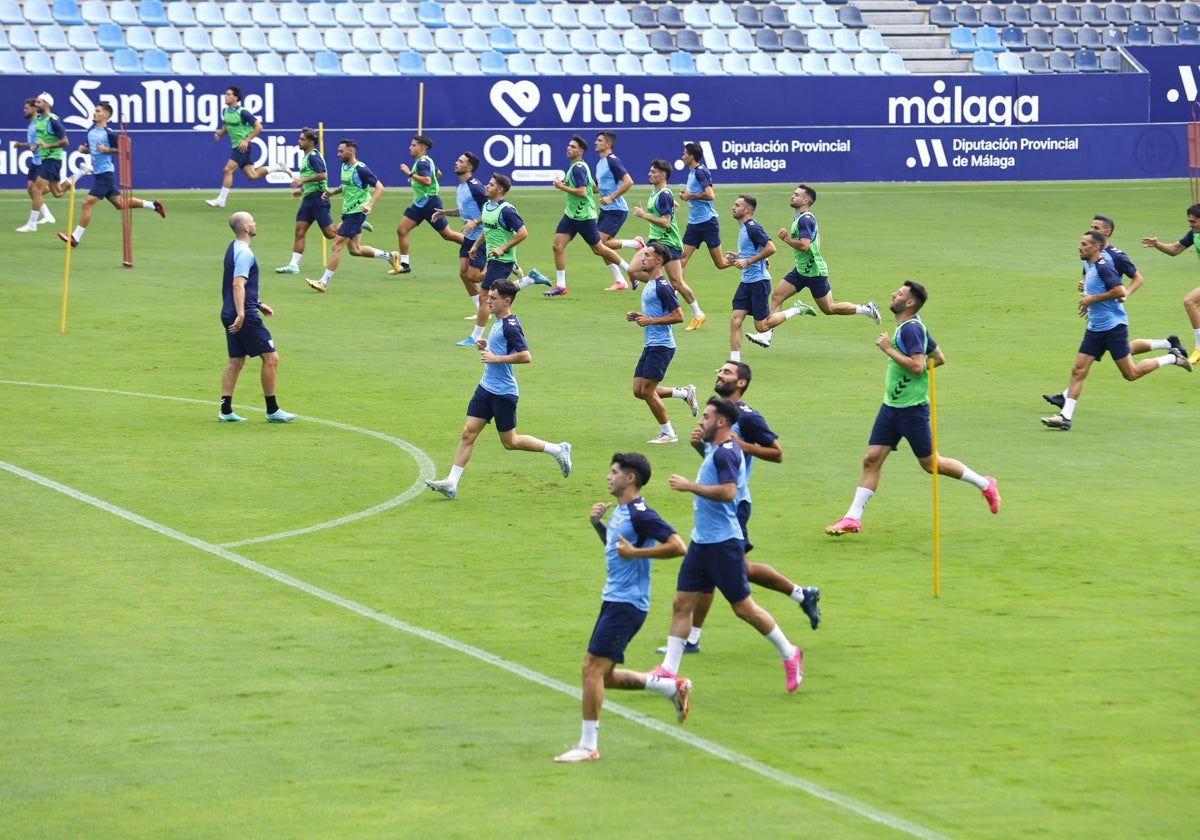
xmin=0 ymin=65 xmax=1191 ymax=189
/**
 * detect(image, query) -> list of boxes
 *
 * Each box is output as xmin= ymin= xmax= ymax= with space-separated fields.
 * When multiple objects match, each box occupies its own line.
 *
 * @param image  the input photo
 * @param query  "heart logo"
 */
xmin=490 ymin=81 xmax=540 ymax=128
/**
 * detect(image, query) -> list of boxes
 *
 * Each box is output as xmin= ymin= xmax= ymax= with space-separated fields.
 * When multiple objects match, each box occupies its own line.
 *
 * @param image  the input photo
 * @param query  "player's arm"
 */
xmin=406 ymin=161 xmax=433 ymax=186
xmin=228 ymin=277 xmax=247 ymax=333
xmin=603 ymin=171 xmax=634 ymax=206
xmin=668 ymin=474 xmax=737 ymax=502
xmin=876 ymin=328 xmax=928 ymax=374
xmin=615 ymin=530 xmax=686 ymax=560
xmin=735 ymin=433 xmax=782 ymax=464
xmin=490 ymin=222 xmax=527 ymax=257
xmin=1124 ymin=269 xmax=1144 ymax=297
xmin=1141 ymin=235 xmax=1187 ymax=256
xmin=239 ymin=117 xmax=263 ymax=150
xmin=39 ymin=120 xmax=69 ymax=151
xmin=589 ymin=502 xmax=611 ymax=544
xmin=364 ymin=179 xmax=386 ymax=214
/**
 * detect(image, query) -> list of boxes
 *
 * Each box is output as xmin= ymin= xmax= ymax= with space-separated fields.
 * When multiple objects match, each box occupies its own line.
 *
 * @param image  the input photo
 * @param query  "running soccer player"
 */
xmin=594 ymin=131 xmax=641 ymax=291
xmin=632 ymin=158 xmax=705 ymax=326
xmin=205 ymin=85 xmax=291 ymax=208
xmin=678 ymin=142 xmax=728 ymax=329
xmin=393 ymin=134 xmax=462 ymax=275
xmin=275 ymin=127 xmax=337 ymax=275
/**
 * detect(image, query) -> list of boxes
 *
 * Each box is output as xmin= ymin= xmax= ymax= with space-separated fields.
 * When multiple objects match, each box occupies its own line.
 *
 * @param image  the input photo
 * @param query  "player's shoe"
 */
xmin=305 ymin=278 xmax=326 ymax=293
xmin=361 ymin=220 xmax=374 ymax=233
xmin=204 ymin=198 xmax=225 ymax=208
xmin=554 ymin=442 xmax=573 ymax=478
xmin=784 ymin=647 xmax=804 ymax=693
xmin=543 ymin=286 xmax=568 ymax=297
xmin=793 ymin=302 xmax=818 ymax=317
xmin=799 ymin=587 xmax=821 ymax=630
xmin=825 ymin=516 xmax=861 ymax=536
xmin=387 ymin=252 xmax=406 ymax=275
xmin=603 ymin=280 xmax=630 ymax=291
xmin=527 ymin=267 xmax=552 ymax=286
xmin=77 ymin=161 xmax=93 ymax=175
xmin=266 ymin=410 xmax=297 ymax=423
xmin=39 ymin=211 xmax=55 ymax=225
xmin=647 ymin=432 xmax=678 ymax=444
xmin=1042 ymin=392 xmax=1066 ymax=409
xmin=217 ymin=412 xmax=247 ymax=423
xmin=656 ymin=641 xmax=701 ymax=655
xmin=649 ymin=665 xmax=677 ymax=679
xmin=683 ymin=383 xmax=698 ymax=417
xmin=685 ymin=314 xmax=707 ymax=331
xmin=1041 ymin=413 xmax=1071 ymax=431
xmin=455 ymin=336 xmax=478 ymax=347
xmin=981 ymin=476 xmax=1001 ymax=514
xmin=864 ymin=301 xmax=881 ymax=324
xmin=275 ymin=265 xmax=300 ymax=274
xmin=14 ymin=224 xmax=37 ymax=233
xmin=553 ymin=745 xmax=599 ymax=763
xmin=425 ymin=479 xmax=457 ymax=499
xmin=1170 ymin=347 xmax=1193 ymax=371
xmin=153 ymin=200 xmax=166 ymax=219
xmin=671 ymin=678 xmax=692 ymax=723
xmin=745 ymin=330 xmax=773 ymax=349
xmin=56 ymin=231 xmax=78 ymax=247
xmin=1190 ymin=348 xmax=1200 ymax=367
xmin=632 ymin=235 xmax=645 ymax=250
xmin=1167 ymin=334 xmax=1185 ymax=355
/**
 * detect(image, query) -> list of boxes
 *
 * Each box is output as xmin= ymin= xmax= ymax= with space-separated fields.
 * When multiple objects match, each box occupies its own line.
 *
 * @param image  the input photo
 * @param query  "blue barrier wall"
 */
xmin=2 ymin=56 xmax=1197 ymax=189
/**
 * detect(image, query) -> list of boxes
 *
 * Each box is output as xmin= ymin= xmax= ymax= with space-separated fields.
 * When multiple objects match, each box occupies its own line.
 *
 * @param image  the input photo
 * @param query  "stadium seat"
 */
xmin=658 ymin=5 xmax=686 ymax=29
xmin=954 ymin=5 xmax=982 ymax=27
xmin=691 ymin=52 xmax=720 ymax=74
xmin=668 ymin=50 xmax=698 ymax=74
xmin=781 ymin=28 xmax=808 ymax=51
xmin=1127 ymin=24 xmax=1151 ymax=46
xmin=154 ymin=26 xmax=185 ymax=52
xmin=352 ymin=27 xmax=382 ymax=53
xmin=630 ymin=5 xmax=657 ymax=27
xmin=736 ymin=5 xmax=765 ymax=27
xmin=79 ymin=0 xmax=111 ymax=24
xmin=1078 ymin=26 xmax=1102 ymax=48
xmin=596 ymin=29 xmax=623 ymax=53
xmin=676 ymin=28 xmax=704 ymax=52
xmin=976 ymin=25 xmax=1004 ymax=51
xmin=1052 ymin=26 xmax=1079 ymax=49
xmin=24 ymin=50 xmax=54 ymax=73
xmin=578 ymin=4 xmax=606 ymax=28
xmin=721 ymin=52 xmax=752 ymax=74
xmin=83 ymin=49 xmax=115 ymax=73
xmin=756 ymin=28 xmax=784 ymax=51
xmin=471 ymin=3 xmax=499 ymax=27
xmin=997 ymin=51 xmax=1026 ymax=73
xmin=725 ymin=28 xmax=754 ymax=52
xmin=710 ymin=3 xmax=738 ymax=29
xmin=1129 ymin=3 xmax=1155 ymax=25
xmin=1101 ymin=26 xmax=1126 ymax=47
xmin=390 ymin=3 xmax=418 ymax=26
xmin=1001 ymin=25 xmax=1028 ymax=50
xmin=802 ymin=52 xmax=831 ymax=74
xmin=813 ymin=5 xmax=843 ymax=28
xmin=1030 ymin=4 xmax=1055 ymax=27
xmin=200 ymin=51 xmax=230 ymax=74
xmin=515 ymin=28 xmax=544 ymax=52
xmin=363 ymin=2 xmax=391 ymax=27
xmin=552 ymin=4 xmax=581 ymax=28
xmin=296 ymin=26 xmax=325 ymax=51
xmin=544 ymin=29 xmax=572 ymax=52
xmin=113 ymin=47 xmax=142 ymax=73
xmin=240 ymin=28 xmax=270 ymax=52
xmin=453 ymin=28 xmax=486 ymax=52
xmin=562 ymin=53 xmax=588 ymax=74
xmin=7 ymin=24 xmax=39 ymax=50
xmin=511 ymin=4 xmax=541 ymax=27
xmin=22 ymin=0 xmax=52 ymax=22
xmin=109 ymin=0 xmax=138 ymax=26
xmin=980 ymin=3 xmax=1005 ymax=28
xmin=840 ymin=4 xmax=867 ymax=27
xmin=313 ymin=50 xmax=341 ymax=74
xmin=588 ymin=52 xmax=616 ymax=73
xmin=853 ymin=52 xmax=883 ymax=74
xmin=1152 ymin=25 xmax=1177 ymax=44
xmin=1181 ymin=23 xmax=1200 ymax=45
xmin=408 ymin=28 xmax=437 ymax=52
xmin=949 ymin=26 xmax=977 ymax=51
xmin=265 ymin=27 xmax=297 ymax=52
xmin=52 ymin=0 xmax=83 ymax=25
xmin=166 ymin=2 xmax=197 ymax=28
xmin=1048 ymin=50 xmax=1076 ymax=72
xmin=569 ymin=29 xmax=600 ymax=53
xmin=257 ymin=52 xmax=284 ymax=74
xmin=1055 ymin=4 xmax=1082 ymax=26
xmin=533 ymin=53 xmax=562 ymax=73
xmin=38 ymin=23 xmax=69 ymax=49
xmin=507 ymin=52 xmax=536 ymax=74
xmin=623 ymin=29 xmax=652 ymax=53
xmin=53 ymin=50 xmax=84 ymax=73
xmin=748 ymin=51 xmax=778 ymax=73
xmin=126 ymin=26 xmax=156 ymax=52
xmin=0 ymin=0 xmax=21 ymax=24
xmin=649 ymin=29 xmax=676 ymax=51
xmin=1105 ymin=3 xmax=1132 ymax=25
xmin=833 ymin=28 xmax=861 ymax=52
xmin=972 ymin=50 xmax=1003 ymax=73
xmin=223 ymin=4 xmax=252 ymax=27
xmin=1155 ymin=3 xmax=1181 ymax=24
xmin=603 ymin=4 xmax=634 ymax=28
xmin=1005 ymin=5 xmax=1031 ymax=27
xmin=881 ymin=52 xmax=910 ymax=74
xmin=284 ymin=51 xmax=314 ymax=75
xmin=703 ymin=28 xmax=733 ymax=52
xmin=614 ymin=52 xmax=643 ymax=74
xmin=169 ymin=51 xmax=198 ymax=74
xmin=452 ymin=51 xmax=480 ymax=74
xmin=194 ymin=1 xmax=223 ymax=27
xmin=474 ymin=50 xmax=503 ymax=74
xmin=252 ymin=4 xmax=281 ymax=27
xmin=443 ymin=2 xmax=472 ymax=29
xmin=928 ymin=4 xmax=954 ymax=28
xmin=229 ymin=52 xmax=257 ymax=74
xmin=776 ymin=52 xmax=803 ymax=74
xmin=684 ymin=4 xmax=712 ymax=28
xmin=91 ymin=21 xmax=123 ymax=50
xmin=490 ymin=25 xmax=519 ymax=52
xmin=397 ymin=50 xmax=425 ymax=74
xmin=1025 ymin=27 xmax=1052 ymax=50
xmin=363 ymin=52 xmax=395 ymax=74
xmin=435 ymin=28 xmax=465 ymax=53
xmin=67 ymin=24 xmax=99 ymax=50
xmin=418 ymin=2 xmax=447 ymax=28
xmin=338 ymin=53 xmax=367 ymax=74
xmin=1023 ymin=51 xmax=1051 ymax=73
xmin=1075 ymin=48 xmax=1102 ymax=71
xmin=1079 ymin=3 xmax=1105 ymax=26
xmin=1099 ymin=48 xmax=1124 ymax=71
xmin=859 ymin=28 xmax=889 ymax=52
xmin=761 ymin=4 xmax=789 ymax=28
xmin=807 ymin=28 xmax=835 ymax=51
xmin=828 ymin=52 xmax=855 ymax=74
xmin=1183 ymin=2 xmax=1200 ymax=25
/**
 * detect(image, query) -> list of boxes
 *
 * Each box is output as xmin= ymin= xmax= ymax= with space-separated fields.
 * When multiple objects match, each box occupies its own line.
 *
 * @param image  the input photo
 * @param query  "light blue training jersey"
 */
xmin=640 ymin=276 xmax=680 ymax=348
xmin=479 ymin=314 xmax=528 ymax=396
xmin=691 ymin=439 xmax=745 ymax=544
xmin=1082 ymin=257 xmax=1127 ymax=331
xmin=736 ymin=218 xmax=772 ymax=283
xmin=601 ymin=497 xmax=677 ymax=612
xmin=685 ymin=164 xmax=718 ymax=225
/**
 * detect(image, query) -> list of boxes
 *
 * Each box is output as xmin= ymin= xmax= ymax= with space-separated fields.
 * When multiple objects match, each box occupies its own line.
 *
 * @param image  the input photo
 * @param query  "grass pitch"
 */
xmin=2 ymin=180 xmax=1197 ymax=838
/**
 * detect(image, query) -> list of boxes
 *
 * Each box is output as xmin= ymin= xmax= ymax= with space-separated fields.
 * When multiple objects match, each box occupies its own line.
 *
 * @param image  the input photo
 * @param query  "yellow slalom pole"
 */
xmin=318 ymin=121 xmax=327 ymax=267
xmin=59 ymin=177 xmax=78 ymax=333
xmin=417 ymin=82 xmax=425 ymax=135
xmin=928 ymin=357 xmax=940 ymax=598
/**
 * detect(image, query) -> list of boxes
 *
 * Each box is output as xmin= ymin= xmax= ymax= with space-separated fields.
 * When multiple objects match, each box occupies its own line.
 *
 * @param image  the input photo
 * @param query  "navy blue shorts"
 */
xmin=649 ymin=242 xmax=683 ymax=264
xmin=337 ymin=211 xmax=368 ymax=239
xmin=482 ymin=260 xmax=516 ymax=289
xmin=466 ymin=384 xmax=518 ymax=433
xmin=26 ymin=159 xmax=39 ymax=183
xmin=676 ymin=538 xmax=752 ymax=603
xmin=782 ymin=269 xmax=832 ymax=300
xmin=586 ymin=600 xmax=648 ymax=663
xmin=1078 ymin=324 xmax=1131 ymax=362
xmin=732 ymin=279 xmax=772 ymax=321
xmin=634 ymin=344 xmax=675 ymax=382
xmin=460 ymin=237 xmax=486 ymax=270
xmin=228 ymin=147 xmax=255 ymax=169
xmin=34 ymin=158 xmax=62 ymax=183
xmin=297 ymin=193 xmax=334 ymax=228
xmin=869 ymin=403 xmax=933 ymax=459
xmin=88 ymin=171 xmax=119 ymax=200
xmin=598 ymin=209 xmax=628 ymax=237
xmin=222 ymin=316 xmax=276 ymax=359
xmin=555 ymin=215 xmax=602 ymax=246
xmin=403 ymin=197 xmax=449 ymax=232
xmin=737 ymin=499 xmax=753 ymax=554
xmin=682 ymin=217 xmax=721 ymax=250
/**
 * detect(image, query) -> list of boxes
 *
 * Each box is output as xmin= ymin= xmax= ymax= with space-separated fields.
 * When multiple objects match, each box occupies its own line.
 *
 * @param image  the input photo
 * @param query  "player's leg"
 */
xmin=826 ymin=413 xmax=894 ymax=535
xmin=493 ymin=395 xmax=572 ymax=475
xmin=666 ymin=257 xmax=699 ymax=306
xmin=730 ymin=308 xmax=748 ymax=355
xmin=395 ymin=211 xmax=419 ymax=271
xmin=1183 ymin=286 xmax=1200 ymax=364
xmin=219 ymin=353 xmax=246 ymax=420
xmin=221 ymin=158 xmax=238 ymax=189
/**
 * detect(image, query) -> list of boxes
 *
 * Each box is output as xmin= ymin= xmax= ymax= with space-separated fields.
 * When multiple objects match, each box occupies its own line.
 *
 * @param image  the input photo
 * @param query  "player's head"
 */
xmin=337 ymin=138 xmax=358 ymax=161
xmin=715 ymin=361 xmax=751 ymax=397
xmin=1080 ymin=230 xmax=1107 ymax=260
xmin=636 ymin=241 xmax=670 ymax=274
xmin=411 ymin=134 xmax=432 ymax=155
xmin=23 ymin=98 xmax=38 ymax=117
xmin=567 ymin=135 xmax=587 ymax=159
xmin=792 ymin=184 xmax=817 ymax=209
xmin=298 ymin=127 xmax=319 ymax=148
xmin=683 ymin=142 xmax=704 ymax=166
xmin=1091 ymin=214 xmax=1115 ymax=236
xmin=93 ymin=103 xmax=113 ymax=123
xmin=225 ymin=86 xmax=242 ymax=105
xmin=456 ymin=152 xmax=479 ymax=174
xmin=1187 ymin=204 xmax=1200 ymax=225
xmin=649 ymin=158 xmax=671 ymax=184
xmin=732 ymin=194 xmax=756 ymax=220
xmin=609 ymin=452 xmax=651 ymax=491
xmin=901 ymin=279 xmax=928 ymax=312
xmin=701 ymin=397 xmax=739 ymax=442
xmin=594 ymin=131 xmax=616 ymax=153
xmin=488 ymin=172 xmax=511 ymax=197
xmin=490 ymin=278 xmax=519 ymax=304
xmin=228 ymin=211 xmax=256 ymax=238
xmin=35 ymin=92 xmax=53 ymax=113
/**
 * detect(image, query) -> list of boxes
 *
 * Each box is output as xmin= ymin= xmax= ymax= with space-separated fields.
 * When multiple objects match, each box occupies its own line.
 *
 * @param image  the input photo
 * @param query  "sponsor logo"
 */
xmin=489 ymin=81 xmax=541 ymax=128
xmin=60 ymin=80 xmax=275 ymax=131
xmin=888 ymin=80 xmax=1038 ymax=127
xmin=1165 ymin=65 xmax=1200 ymax=103
xmin=906 ymin=139 xmax=948 ymax=168
xmin=488 ymin=81 xmax=691 ymax=127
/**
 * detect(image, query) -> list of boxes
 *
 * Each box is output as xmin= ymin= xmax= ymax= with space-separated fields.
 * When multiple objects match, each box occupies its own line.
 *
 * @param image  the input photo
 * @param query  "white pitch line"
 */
xmin=0 ymin=380 xmax=434 ymax=546
xmin=2 ymin=458 xmax=947 ymax=840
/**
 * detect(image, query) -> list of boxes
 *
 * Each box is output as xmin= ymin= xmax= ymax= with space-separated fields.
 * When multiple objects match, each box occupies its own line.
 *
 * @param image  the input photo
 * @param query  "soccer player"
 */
xmin=678 ymin=142 xmax=728 ymax=329
xmin=826 ymin=281 xmax=1001 ymax=535
xmin=1141 ymin=203 xmax=1200 ymax=366
xmin=746 ymin=184 xmax=881 ymax=349
xmin=432 ymin=152 xmax=490 ymax=340
xmin=56 ymin=104 xmax=165 ymax=248
xmin=275 ymin=128 xmax=337 ymax=275
xmin=721 ymin=194 xmax=815 ymax=361
xmin=1040 ymin=231 xmax=1191 ymax=432
xmin=632 ymin=158 xmax=705 ymax=326
xmin=425 ymin=278 xmax=573 ymax=499
xmin=625 ymin=242 xmax=698 ymax=444
xmin=544 ymin=134 xmax=630 ymax=297
xmin=217 ymin=211 xmax=296 ymax=424
xmin=14 ymin=97 xmax=56 ymax=232
xmin=553 ymin=453 xmax=690 ymax=764
xmin=393 ymin=134 xmax=462 ymax=275
xmin=658 ymin=362 xmax=821 ymax=656
xmin=305 ymin=139 xmax=401 ymax=292
xmin=17 ymin=92 xmax=69 ymax=233
xmin=205 ymin=85 xmax=291 ymax=208
xmin=653 ymin=398 xmax=805 ymax=693
xmin=594 ymin=131 xmax=641 ymax=291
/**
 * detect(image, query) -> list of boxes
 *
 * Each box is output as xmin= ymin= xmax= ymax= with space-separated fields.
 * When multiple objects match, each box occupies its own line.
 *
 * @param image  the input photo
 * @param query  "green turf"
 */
xmin=2 ymin=181 xmax=1197 ymax=838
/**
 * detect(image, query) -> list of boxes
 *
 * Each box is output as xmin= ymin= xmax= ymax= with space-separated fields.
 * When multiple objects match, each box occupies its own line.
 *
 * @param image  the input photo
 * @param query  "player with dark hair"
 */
xmin=275 ymin=127 xmax=337 ymax=275
xmin=594 ymin=131 xmax=641 ymax=291
xmin=205 ymin=85 xmax=291 ymax=208
xmin=425 ymin=277 xmax=572 ymax=499
xmin=677 ymin=142 xmax=729 ymax=329
xmin=554 ymin=453 xmax=689 ymax=763
xmin=433 ymin=152 xmax=491 ymax=338
xmin=56 ymin=103 xmax=165 ymax=248
xmin=1040 ymin=232 xmax=1191 ymax=431
xmin=17 ymin=92 xmax=70 ymax=233
xmin=1141 ymin=203 xmax=1200 ymax=366
xmin=393 ymin=133 xmax=462 ymax=275
xmin=632 ymin=158 xmax=705 ymax=324
xmin=827 ymin=281 xmax=1000 ymax=534
xmin=14 ymin=97 xmax=58 ymax=232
